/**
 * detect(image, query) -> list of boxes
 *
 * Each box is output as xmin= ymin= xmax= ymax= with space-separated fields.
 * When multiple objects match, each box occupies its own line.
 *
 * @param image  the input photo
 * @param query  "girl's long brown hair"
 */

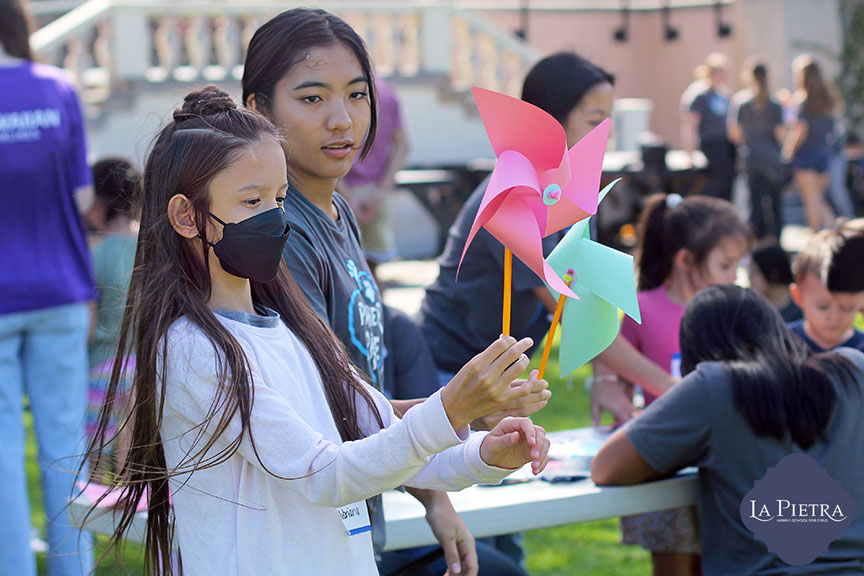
xmin=83 ymin=86 xmax=383 ymax=575
xmin=797 ymin=55 xmax=836 ymax=116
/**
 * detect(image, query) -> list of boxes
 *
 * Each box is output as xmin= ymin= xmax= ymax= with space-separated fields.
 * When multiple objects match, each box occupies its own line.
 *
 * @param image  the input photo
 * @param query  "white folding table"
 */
xmin=69 ymin=427 xmax=699 ymax=551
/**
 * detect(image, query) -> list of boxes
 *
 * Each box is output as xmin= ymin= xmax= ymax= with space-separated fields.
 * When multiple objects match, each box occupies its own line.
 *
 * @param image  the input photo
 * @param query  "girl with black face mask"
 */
xmin=241 ymin=10 xmax=551 ymax=576
xmin=84 ymin=86 xmax=551 ymax=576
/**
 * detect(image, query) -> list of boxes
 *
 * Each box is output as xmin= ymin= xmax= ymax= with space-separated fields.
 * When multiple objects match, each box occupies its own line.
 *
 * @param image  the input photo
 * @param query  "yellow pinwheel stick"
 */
xmin=538 ymin=268 xmax=574 ymax=380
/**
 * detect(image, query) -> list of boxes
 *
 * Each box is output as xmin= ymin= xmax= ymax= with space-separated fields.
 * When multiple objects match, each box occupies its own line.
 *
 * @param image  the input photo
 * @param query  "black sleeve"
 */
xmin=383 ymin=306 xmax=442 ymax=399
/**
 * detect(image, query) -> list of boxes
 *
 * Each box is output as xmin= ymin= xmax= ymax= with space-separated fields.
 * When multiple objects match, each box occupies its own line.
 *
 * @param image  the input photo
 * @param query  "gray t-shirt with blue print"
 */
xmin=282 ymin=186 xmax=384 ymax=387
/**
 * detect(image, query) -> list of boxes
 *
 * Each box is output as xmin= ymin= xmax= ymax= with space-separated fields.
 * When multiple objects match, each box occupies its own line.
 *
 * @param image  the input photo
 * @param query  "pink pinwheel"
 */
xmin=459 ymin=87 xmax=611 ymax=299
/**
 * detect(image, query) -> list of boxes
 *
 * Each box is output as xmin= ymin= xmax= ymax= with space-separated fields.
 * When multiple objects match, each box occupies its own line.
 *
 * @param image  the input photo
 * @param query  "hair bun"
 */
xmin=174 ymin=86 xmax=237 ymax=122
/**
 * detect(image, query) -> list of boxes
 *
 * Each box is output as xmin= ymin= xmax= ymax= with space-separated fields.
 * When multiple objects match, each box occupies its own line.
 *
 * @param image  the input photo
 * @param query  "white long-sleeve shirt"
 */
xmin=160 ymin=313 xmax=511 ymax=575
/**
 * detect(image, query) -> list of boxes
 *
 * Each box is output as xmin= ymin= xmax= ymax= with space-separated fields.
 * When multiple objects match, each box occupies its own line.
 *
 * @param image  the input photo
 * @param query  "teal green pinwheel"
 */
xmin=545 ymin=182 xmax=641 ymax=376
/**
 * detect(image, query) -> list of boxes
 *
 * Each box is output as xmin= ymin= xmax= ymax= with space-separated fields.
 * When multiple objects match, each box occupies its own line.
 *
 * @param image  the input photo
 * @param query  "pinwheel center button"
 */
xmin=543 ymin=183 xmax=562 ymax=206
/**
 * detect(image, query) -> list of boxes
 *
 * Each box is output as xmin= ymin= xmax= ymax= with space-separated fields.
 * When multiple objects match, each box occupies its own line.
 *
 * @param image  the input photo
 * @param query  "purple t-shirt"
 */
xmin=0 ymin=62 xmax=95 ymax=315
xmin=341 ymin=78 xmax=403 ymax=187
xmin=620 ymin=286 xmax=686 ymax=405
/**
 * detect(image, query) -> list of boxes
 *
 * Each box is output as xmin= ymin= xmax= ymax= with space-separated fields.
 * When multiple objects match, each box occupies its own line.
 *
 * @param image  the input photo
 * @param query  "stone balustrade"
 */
xmin=31 ymin=0 xmax=538 ymax=110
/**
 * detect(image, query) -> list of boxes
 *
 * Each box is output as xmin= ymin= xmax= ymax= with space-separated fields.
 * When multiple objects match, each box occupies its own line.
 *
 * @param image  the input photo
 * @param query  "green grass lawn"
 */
xmin=23 ymin=338 xmax=653 ymax=575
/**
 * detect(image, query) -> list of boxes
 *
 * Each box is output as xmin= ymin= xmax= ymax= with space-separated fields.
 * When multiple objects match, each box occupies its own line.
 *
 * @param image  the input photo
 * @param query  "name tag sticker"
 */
xmin=336 ymin=501 xmax=371 ymax=536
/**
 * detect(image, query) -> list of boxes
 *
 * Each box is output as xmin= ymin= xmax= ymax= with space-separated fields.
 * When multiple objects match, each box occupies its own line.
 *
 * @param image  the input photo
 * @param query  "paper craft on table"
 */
xmin=545 ymin=182 xmax=642 ymax=376
xmin=484 ymin=427 xmax=616 ymax=485
xmin=546 ymin=427 xmax=613 ymax=461
xmin=458 ymin=87 xmax=612 ymax=298
xmin=542 ymin=426 xmax=615 ymax=481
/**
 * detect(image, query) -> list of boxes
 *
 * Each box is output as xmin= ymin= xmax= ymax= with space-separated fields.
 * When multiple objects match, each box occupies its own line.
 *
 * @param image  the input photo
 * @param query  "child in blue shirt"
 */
xmin=789 ymin=226 xmax=864 ymax=353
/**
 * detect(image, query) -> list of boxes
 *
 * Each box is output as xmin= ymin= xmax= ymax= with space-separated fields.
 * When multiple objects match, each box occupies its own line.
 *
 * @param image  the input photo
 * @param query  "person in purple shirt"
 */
xmin=0 ymin=0 xmax=94 ymax=573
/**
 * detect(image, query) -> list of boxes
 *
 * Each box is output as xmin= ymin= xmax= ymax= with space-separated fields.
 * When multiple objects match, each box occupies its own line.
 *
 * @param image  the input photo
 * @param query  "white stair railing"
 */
xmin=31 ymin=0 xmax=539 ymax=109
xmin=450 ymin=9 xmax=538 ymax=96
xmin=31 ymin=0 xmax=114 ymax=96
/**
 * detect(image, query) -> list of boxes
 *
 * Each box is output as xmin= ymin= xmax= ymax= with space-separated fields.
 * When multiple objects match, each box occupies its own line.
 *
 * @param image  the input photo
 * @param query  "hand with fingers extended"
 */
xmin=480 ymin=417 xmax=550 ymax=475
xmin=440 ymin=336 xmax=536 ymax=431
xmin=471 ymin=369 xmax=551 ymax=431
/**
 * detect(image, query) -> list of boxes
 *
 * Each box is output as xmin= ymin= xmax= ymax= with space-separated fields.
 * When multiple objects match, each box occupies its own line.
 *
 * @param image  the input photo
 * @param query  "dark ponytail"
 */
xmin=752 ymin=62 xmax=769 ymax=108
xmin=635 ymin=194 xmax=672 ymax=291
xmin=636 ymin=194 xmax=751 ymax=291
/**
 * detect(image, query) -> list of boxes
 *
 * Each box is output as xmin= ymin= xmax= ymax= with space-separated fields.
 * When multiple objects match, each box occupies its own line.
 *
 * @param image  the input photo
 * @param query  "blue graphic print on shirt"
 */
xmin=346 ymin=258 xmax=384 ymax=384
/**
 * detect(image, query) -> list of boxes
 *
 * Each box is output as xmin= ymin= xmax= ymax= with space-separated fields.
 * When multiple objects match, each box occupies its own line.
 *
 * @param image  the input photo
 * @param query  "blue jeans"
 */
xmin=0 ymin=303 xmax=93 ymax=575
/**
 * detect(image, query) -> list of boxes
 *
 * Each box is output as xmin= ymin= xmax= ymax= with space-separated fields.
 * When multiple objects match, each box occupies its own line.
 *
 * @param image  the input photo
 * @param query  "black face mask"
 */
xmin=207 ymin=207 xmax=291 ymax=282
